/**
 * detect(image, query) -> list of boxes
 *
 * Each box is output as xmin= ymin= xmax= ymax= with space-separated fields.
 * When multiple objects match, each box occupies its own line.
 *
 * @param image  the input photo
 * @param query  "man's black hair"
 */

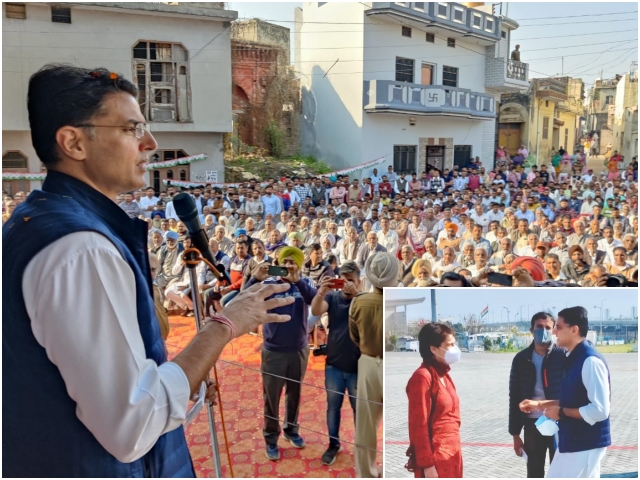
xmin=28 ymin=64 xmax=138 ymax=168
xmin=439 ymin=271 xmax=471 ymax=287
xmin=558 ymin=306 xmax=589 ymax=337
xmin=308 ymin=243 xmax=322 ymax=252
xmin=530 ymin=311 xmax=555 ymax=330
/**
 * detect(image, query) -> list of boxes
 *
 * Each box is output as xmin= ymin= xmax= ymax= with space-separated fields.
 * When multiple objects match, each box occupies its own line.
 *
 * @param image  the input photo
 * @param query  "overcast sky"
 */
xmin=228 ymin=1 xmax=638 ymax=89
xmin=384 ymin=288 xmax=638 ymax=324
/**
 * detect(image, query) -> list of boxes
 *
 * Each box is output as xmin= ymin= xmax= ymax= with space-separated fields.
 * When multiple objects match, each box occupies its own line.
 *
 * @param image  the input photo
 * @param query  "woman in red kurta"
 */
xmin=406 ymin=323 xmax=463 ymax=478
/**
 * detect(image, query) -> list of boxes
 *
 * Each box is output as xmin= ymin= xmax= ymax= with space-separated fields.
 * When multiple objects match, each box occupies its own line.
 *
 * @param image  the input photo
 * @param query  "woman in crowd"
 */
xmin=405 ymin=323 xmax=462 ymax=478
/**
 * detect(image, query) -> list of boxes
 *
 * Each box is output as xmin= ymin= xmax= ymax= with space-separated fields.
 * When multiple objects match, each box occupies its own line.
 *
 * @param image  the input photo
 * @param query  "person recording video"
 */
xmin=3 ymin=64 xmax=295 ymax=477
xmin=311 ymin=261 xmax=362 ymax=466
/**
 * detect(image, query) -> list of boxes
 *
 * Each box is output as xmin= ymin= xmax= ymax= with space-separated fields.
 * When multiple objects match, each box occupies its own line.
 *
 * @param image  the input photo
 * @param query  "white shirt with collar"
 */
xmin=22 ymin=232 xmax=190 ymax=462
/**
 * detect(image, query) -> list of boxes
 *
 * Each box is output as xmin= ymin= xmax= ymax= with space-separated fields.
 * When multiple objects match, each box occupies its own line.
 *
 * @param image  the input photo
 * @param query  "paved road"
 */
xmin=385 ymin=351 xmax=638 ymax=478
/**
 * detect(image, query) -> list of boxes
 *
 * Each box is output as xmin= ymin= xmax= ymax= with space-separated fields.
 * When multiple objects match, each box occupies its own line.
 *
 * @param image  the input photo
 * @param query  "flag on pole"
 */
xmin=481 ymin=306 xmax=489 ymax=318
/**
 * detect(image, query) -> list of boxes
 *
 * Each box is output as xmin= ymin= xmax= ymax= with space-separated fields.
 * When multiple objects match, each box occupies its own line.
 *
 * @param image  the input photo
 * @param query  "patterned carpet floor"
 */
xmin=165 ymin=315 xmax=382 ymax=478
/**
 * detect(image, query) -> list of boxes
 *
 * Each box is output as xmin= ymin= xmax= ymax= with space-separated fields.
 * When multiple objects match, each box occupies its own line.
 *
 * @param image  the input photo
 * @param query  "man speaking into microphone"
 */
xmin=2 ymin=64 xmax=294 ymax=478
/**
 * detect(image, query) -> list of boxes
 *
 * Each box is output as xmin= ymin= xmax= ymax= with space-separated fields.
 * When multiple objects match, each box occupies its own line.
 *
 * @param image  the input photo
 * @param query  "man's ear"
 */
xmin=55 ymin=126 xmax=89 ymax=162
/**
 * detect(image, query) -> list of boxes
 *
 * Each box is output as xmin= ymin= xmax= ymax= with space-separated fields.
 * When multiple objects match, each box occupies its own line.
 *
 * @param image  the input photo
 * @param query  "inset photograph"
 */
xmin=384 ymin=288 xmax=638 ymax=478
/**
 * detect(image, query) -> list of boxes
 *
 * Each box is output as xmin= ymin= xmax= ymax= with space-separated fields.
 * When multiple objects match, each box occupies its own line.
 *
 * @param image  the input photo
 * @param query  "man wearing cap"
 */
xmin=350 ymin=252 xmax=396 ymax=478
xmin=248 ymin=247 xmax=317 ymax=461
xmin=154 ymin=230 xmax=183 ymax=301
xmin=562 ymin=246 xmax=591 ymax=284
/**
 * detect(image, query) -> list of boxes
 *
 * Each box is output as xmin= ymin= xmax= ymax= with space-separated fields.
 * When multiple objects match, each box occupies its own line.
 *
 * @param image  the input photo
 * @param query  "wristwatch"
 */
xmin=559 ymin=407 xmax=566 ymax=419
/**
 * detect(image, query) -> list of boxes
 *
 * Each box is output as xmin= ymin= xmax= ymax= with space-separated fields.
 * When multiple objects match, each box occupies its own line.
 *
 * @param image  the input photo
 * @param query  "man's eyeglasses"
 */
xmin=76 ymin=122 xmax=151 ymax=139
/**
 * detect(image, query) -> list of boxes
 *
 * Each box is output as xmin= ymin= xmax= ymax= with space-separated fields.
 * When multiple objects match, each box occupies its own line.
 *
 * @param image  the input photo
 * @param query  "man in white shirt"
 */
xmin=370 ymin=168 xmax=383 ymax=192
xmin=469 ymin=204 xmax=490 ymax=232
xmin=3 ymin=64 xmax=294 ymax=477
xmin=139 ymin=186 xmax=159 ymax=219
xmin=596 ymin=226 xmax=622 ymax=260
xmin=519 ymin=307 xmax=611 ymax=478
xmin=376 ymin=217 xmax=399 ymax=256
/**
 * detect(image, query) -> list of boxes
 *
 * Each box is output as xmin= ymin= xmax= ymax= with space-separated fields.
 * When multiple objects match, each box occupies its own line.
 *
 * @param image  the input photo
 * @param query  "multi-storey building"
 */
xmin=612 ymin=66 xmax=638 ymax=161
xmin=499 ymin=76 xmax=585 ymax=163
xmin=2 ymin=2 xmax=236 ymax=194
xmin=294 ymin=2 xmax=528 ymax=176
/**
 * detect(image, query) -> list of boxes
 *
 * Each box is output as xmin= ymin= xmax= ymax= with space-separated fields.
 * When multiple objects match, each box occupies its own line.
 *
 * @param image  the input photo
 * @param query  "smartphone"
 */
xmin=487 ymin=272 xmax=513 ymax=287
xmin=328 ymin=278 xmax=345 ymax=289
xmin=268 ymin=265 xmax=289 ymax=277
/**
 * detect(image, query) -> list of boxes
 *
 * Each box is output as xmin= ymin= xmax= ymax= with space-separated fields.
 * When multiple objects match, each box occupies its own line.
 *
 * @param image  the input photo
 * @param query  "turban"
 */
xmin=365 ymin=252 xmax=400 ymax=289
xmin=511 ymin=256 xmax=545 ymax=282
xmin=236 ymin=229 xmax=247 ymax=237
xmin=288 ymin=231 xmax=304 ymax=242
xmin=279 ymin=246 xmax=305 ymax=269
xmin=445 ymin=222 xmax=458 ymax=233
xmin=320 ymin=233 xmax=336 ymax=248
xmin=411 ymin=259 xmax=432 ymax=279
xmin=569 ymin=245 xmax=584 ymax=257
xmin=164 ymin=230 xmax=179 ymax=241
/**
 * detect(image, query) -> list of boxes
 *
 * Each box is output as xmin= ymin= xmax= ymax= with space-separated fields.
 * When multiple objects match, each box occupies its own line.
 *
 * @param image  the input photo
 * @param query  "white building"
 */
xmin=294 ymin=2 xmax=528 ymax=175
xmin=612 ymin=65 xmax=638 ymax=162
xmin=2 ymin=2 xmax=237 ymax=195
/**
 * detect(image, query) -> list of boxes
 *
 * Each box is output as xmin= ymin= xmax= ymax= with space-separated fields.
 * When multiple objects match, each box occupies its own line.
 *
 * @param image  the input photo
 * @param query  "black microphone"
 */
xmin=173 ymin=193 xmax=231 ymax=284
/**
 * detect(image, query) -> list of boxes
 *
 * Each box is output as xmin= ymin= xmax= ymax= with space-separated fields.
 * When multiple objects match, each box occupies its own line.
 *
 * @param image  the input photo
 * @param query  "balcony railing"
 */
xmin=363 ymin=80 xmax=496 ymax=119
xmin=506 ymin=60 xmax=528 ymax=82
xmin=366 ymin=2 xmax=501 ymax=43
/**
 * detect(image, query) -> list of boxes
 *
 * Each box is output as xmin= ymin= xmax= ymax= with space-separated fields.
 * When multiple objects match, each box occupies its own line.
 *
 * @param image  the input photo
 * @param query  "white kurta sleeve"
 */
xmin=23 ymin=232 xmax=190 ymax=463
xmin=578 ymin=356 xmax=611 ymax=426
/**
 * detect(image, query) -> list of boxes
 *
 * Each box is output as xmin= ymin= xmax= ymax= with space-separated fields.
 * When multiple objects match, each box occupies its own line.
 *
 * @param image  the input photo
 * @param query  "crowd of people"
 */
xmin=48 ymin=150 xmax=634 ymax=291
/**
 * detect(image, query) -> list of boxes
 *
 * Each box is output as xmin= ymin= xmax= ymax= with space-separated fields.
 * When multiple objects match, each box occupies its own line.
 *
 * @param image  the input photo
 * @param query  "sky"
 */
xmin=228 ymin=1 xmax=638 ymax=90
xmin=384 ymin=288 xmax=638 ymax=324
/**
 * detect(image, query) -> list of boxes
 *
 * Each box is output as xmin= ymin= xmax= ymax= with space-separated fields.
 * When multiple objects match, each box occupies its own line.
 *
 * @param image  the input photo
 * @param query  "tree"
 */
xmin=386 ymin=334 xmax=398 ymax=352
xmin=464 ymin=314 xmax=484 ymax=335
xmin=483 ymin=337 xmax=493 ymax=351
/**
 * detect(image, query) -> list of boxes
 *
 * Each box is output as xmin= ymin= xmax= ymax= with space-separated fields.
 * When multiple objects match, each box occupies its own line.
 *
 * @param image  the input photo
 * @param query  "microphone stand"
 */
xmin=185 ymin=248 xmax=223 ymax=478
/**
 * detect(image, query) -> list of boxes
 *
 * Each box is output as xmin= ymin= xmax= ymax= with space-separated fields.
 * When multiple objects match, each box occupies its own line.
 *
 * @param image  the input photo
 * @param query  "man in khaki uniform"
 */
xmin=349 ymin=252 xmax=398 ymax=477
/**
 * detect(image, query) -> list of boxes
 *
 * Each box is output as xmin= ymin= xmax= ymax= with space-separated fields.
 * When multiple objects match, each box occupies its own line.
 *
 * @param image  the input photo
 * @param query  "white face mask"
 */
xmin=436 ymin=345 xmax=461 ymax=365
xmin=535 ymin=415 xmax=559 ymax=436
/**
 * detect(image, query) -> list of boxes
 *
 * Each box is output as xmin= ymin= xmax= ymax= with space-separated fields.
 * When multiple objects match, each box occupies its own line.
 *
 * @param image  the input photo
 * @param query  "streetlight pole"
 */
xmin=503 ymin=307 xmax=510 ymax=334
xmin=594 ymin=300 xmax=604 ymax=343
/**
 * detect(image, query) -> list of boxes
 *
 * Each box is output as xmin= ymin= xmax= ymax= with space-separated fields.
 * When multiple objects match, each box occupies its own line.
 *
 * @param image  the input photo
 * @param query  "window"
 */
xmin=401 ymin=26 xmax=412 ymax=38
xmin=453 ymin=7 xmax=463 ymax=22
xmin=605 ymin=95 xmax=613 ymax=105
xmin=395 ymin=57 xmax=414 ymax=83
xmin=542 ymin=116 xmax=549 ymax=140
xmin=421 ymin=63 xmax=434 ymax=86
xmin=501 ymin=30 xmax=507 ymax=39
xmin=442 ymin=66 xmax=458 ymax=87
xmin=51 ymin=6 xmax=71 ymax=23
xmin=394 ymin=146 xmax=417 ymax=174
xmin=472 ymin=14 xmax=482 ymax=27
xmin=426 ymin=33 xmax=435 ymax=43
xmin=133 ymin=41 xmax=192 ymax=122
xmin=437 ymin=3 xmax=447 ymax=17
xmin=564 ymin=128 xmax=569 ymax=149
xmin=486 ymin=18 xmax=494 ymax=32
xmin=5 ymin=3 xmax=26 ymax=19
xmin=155 ymin=149 xmax=188 ymax=162
xmin=180 ymin=169 xmax=187 ymax=181
xmin=415 ymin=2 xmax=425 ymax=10
xmin=545 ymin=100 xmax=549 ymax=108
xmin=166 ymin=170 xmax=174 ymax=179
xmin=447 ymin=38 xmax=455 ymax=48
xmin=2 ymin=151 xmax=28 ymax=169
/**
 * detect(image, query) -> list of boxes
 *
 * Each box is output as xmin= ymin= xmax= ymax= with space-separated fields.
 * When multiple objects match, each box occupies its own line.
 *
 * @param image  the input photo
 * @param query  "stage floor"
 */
xmin=165 ymin=315 xmax=382 ymax=478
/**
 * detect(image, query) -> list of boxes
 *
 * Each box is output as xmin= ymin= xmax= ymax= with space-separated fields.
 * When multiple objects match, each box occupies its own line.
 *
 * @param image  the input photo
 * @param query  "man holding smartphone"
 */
xmin=311 ymin=261 xmax=362 ymax=466
xmin=247 ymin=247 xmax=317 ymax=461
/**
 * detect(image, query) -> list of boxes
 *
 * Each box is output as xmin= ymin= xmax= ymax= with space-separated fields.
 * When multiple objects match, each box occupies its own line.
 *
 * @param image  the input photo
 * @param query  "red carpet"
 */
xmin=165 ymin=315 xmax=382 ymax=478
